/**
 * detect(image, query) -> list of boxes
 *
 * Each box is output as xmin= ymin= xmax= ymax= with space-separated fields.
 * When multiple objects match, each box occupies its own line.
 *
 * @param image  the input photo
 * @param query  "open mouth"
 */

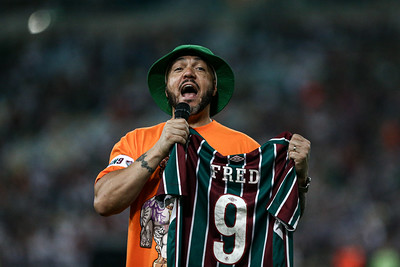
xmin=180 ymin=82 xmax=198 ymax=99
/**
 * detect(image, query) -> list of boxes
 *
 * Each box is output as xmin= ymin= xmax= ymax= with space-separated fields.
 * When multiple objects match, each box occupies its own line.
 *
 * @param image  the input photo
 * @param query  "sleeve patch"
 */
xmin=108 ymin=155 xmax=134 ymax=168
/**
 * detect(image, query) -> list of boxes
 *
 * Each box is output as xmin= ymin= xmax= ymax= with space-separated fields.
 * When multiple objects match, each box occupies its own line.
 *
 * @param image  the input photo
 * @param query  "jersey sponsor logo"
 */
xmin=210 ymin=164 xmax=260 ymax=184
xmin=108 ymin=155 xmax=134 ymax=168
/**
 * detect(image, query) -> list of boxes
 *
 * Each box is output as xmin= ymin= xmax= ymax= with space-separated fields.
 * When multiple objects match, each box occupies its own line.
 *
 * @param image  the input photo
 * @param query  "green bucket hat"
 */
xmin=147 ymin=44 xmax=234 ymax=116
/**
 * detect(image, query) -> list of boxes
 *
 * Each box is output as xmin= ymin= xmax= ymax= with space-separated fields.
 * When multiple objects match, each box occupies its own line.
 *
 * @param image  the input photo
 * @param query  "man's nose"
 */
xmin=183 ymin=67 xmax=195 ymax=78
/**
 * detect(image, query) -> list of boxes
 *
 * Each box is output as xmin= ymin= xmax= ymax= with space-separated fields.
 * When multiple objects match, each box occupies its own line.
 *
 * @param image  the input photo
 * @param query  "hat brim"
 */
xmin=147 ymin=45 xmax=234 ymax=116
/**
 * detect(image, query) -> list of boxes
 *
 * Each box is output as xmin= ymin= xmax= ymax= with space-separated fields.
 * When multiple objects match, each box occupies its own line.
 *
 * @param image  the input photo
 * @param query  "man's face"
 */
xmin=165 ymin=55 xmax=217 ymax=116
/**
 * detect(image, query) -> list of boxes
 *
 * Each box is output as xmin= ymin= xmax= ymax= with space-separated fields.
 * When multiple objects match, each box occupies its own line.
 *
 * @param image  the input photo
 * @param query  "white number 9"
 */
xmin=213 ymin=194 xmax=247 ymax=264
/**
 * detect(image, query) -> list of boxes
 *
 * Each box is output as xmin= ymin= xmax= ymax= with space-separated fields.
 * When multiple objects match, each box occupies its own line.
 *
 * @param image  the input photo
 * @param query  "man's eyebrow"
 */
xmin=166 ymin=56 xmax=214 ymax=80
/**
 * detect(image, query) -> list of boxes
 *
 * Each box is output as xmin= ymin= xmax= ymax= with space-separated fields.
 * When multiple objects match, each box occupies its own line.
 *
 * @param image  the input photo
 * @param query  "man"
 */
xmin=94 ymin=44 xmax=311 ymax=266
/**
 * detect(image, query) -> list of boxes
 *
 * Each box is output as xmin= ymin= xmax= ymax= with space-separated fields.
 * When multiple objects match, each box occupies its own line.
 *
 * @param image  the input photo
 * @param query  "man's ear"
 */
xmin=213 ymin=80 xmax=217 ymax=96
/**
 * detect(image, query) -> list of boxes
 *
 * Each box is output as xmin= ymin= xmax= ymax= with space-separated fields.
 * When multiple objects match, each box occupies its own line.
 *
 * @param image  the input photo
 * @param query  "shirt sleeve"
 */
xmin=95 ymin=132 xmax=136 ymax=183
xmin=266 ymin=161 xmax=301 ymax=231
xmin=265 ymin=132 xmax=301 ymax=231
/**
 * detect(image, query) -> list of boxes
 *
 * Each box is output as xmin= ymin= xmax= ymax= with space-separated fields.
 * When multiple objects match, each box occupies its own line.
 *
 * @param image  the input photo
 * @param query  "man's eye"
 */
xmin=174 ymin=67 xmax=183 ymax=71
xmin=196 ymin=67 xmax=205 ymax=71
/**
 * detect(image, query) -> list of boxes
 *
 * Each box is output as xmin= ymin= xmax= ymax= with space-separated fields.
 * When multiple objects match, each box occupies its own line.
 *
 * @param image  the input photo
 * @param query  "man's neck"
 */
xmin=172 ymin=105 xmax=213 ymax=128
xmin=188 ymin=115 xmax=212 ymax=128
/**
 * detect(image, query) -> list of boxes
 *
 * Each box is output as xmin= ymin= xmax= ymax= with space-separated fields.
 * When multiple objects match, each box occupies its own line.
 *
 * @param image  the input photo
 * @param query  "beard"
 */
xmin=166 ymin=86 xmax=215 ymax=116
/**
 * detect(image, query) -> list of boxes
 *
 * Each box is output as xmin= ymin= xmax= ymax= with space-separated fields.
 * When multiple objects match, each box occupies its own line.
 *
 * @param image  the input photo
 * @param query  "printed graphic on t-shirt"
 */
xmin=140 ymin=195 xmax=176 ymax=267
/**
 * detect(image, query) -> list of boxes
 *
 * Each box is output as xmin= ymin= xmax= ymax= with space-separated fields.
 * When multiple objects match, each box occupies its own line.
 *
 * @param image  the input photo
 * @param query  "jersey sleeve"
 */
xmin=266 ymin=161 xmax=301 ymax=231
xmin=266 ymin=132 xmax=301 ymax=231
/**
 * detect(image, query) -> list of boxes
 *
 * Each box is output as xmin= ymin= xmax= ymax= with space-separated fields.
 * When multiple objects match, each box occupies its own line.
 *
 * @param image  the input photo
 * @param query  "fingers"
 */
xmin=289 ymin=134 xmax=311 ymax=159
xmin=162 ymin=119 xmax=190 ymax=145
xmin=289 ymin=134 xmax=311 ymax=181
xmin=155 ymin=119 xmax=190 ymax=157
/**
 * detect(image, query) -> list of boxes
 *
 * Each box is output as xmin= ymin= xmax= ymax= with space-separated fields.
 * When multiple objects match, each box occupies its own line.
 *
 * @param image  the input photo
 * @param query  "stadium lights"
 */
xmin=28 ymin=10 xmax=52 ymax=34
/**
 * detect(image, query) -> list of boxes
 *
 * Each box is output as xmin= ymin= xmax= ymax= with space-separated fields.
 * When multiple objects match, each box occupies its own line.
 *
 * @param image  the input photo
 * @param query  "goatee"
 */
xmin=166 ymin=86 xmax=215 ymax=116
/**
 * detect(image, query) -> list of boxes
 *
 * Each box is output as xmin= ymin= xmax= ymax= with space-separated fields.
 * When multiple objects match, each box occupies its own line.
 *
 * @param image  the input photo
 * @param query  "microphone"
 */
xmin=174 ymin=102 xmax=190 ymax=120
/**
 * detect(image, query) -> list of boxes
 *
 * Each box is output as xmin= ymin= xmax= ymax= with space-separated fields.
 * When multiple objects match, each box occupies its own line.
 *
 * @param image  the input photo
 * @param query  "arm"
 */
xmin=93 ymin=119 xmax=189 ymax=216
xmin=288 ymin=134 xmax=311 ymax=216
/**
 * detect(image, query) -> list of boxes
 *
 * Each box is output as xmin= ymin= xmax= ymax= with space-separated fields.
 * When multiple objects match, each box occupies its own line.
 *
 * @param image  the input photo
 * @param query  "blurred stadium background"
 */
xmin=1 ymin=0 xmax=400 ymax=266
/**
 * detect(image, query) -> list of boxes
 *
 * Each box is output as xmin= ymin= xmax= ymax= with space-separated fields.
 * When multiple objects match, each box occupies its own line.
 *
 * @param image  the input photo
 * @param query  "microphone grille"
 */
xmin=174 ymin=102 xmax=190 ymax=120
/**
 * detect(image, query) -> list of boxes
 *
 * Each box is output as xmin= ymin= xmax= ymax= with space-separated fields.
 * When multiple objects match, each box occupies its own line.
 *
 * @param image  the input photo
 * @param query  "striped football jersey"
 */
xmin=157 ymin=128 xmax=301 ymax=267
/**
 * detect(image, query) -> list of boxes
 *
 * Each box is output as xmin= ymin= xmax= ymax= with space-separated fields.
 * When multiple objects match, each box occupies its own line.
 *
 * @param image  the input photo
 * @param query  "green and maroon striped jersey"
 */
xmin=158 ymin=129 xmax=301 ymax=267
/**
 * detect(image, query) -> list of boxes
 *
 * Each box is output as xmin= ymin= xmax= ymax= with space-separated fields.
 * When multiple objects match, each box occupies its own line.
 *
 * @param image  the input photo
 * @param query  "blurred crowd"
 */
xmin=1 ymin=1 xmax=400 ymax=266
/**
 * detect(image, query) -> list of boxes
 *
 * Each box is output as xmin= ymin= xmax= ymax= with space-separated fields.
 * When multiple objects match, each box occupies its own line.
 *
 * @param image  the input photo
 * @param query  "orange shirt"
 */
xmin=96 ymin=120 xmax=260 ymax=267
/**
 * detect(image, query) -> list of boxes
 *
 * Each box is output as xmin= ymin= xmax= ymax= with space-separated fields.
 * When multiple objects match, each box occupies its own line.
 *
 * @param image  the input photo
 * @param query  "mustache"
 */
xmin=179 ymin=79 xmax=199 ymax=90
